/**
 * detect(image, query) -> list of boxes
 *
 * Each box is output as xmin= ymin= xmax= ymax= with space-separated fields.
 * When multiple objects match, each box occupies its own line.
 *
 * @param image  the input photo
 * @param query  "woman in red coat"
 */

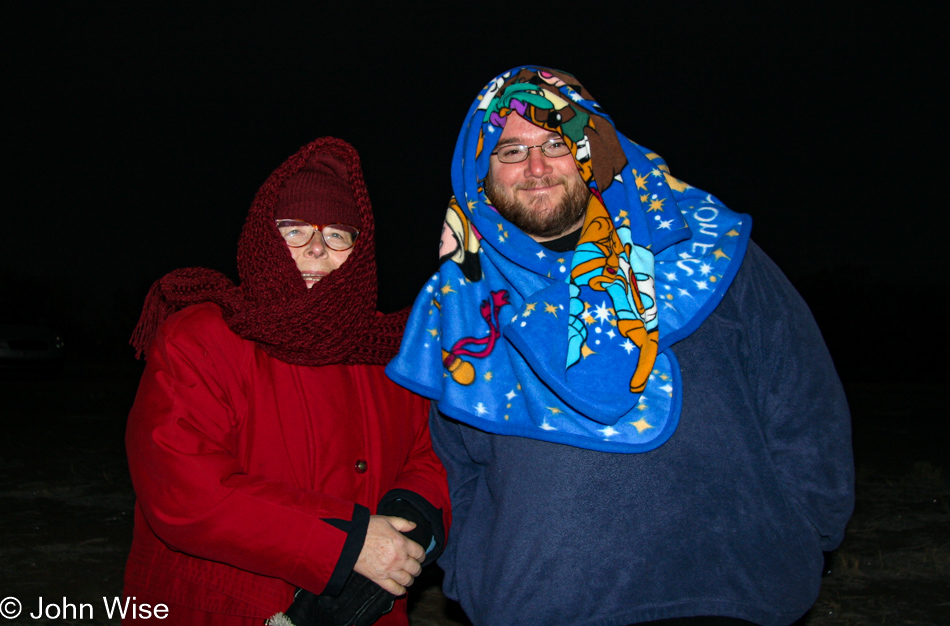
xmin=123 ymin=138 xmax=450 ymax=625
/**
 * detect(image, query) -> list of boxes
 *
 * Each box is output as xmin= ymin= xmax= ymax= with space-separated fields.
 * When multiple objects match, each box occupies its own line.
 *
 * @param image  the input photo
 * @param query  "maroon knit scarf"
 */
xmin=130 ymin=137 xmax=408 ymax=366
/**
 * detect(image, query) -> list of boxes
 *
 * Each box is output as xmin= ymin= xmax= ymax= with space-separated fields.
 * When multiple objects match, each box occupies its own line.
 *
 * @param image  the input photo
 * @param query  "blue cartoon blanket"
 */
xmin=387 ymin=66 xmax=750 ymax=452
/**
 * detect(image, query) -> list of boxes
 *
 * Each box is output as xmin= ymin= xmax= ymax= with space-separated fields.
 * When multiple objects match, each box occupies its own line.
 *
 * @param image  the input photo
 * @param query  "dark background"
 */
xmin=2 ymin=6 xmax=948 ymax=623
xmin=2 ymin=3 xmax=946 ymax=380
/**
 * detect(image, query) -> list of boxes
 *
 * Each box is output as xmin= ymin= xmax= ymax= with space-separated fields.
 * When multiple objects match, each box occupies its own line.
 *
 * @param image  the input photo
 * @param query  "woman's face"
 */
xmin=282 ymin=223 xmax=355 ymax=288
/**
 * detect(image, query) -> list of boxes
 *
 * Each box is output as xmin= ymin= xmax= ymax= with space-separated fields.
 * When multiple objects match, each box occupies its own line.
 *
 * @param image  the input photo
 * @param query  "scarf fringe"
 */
xmin=130 ymin=277 xmax=176 ymax=359
xmin=264 ymin=612 xmax=296 ymax=626
xmin=129 ymin=267 xmax=239 ymax=359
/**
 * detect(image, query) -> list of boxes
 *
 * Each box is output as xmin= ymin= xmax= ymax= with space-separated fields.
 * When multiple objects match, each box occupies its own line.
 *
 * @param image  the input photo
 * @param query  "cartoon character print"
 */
xmin=439 ymin=197 xmax=482 ymax=282
xmin=442 ymin=290 xmax=510 ymax=385
xmin=568 ymin=193 xmax=658 ymax=394
xmin=470 ymin=67 xmax=661 ymax=395
xmin=477 ymin=68 xmax=628 ymax=193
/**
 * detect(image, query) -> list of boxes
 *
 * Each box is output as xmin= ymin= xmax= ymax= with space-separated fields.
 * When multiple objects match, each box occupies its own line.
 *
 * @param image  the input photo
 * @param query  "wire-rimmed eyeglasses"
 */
xmin=490 ymin=138 xmax=572 ymax=164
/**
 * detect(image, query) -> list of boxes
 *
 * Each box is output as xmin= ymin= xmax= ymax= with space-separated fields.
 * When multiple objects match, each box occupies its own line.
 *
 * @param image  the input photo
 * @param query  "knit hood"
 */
xmin=132 ymin=137 xmax=407 ymax=366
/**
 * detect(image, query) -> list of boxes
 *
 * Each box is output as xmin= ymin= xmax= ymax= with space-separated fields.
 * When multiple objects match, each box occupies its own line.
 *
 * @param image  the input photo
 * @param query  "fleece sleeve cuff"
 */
xmin=322 ymin=503 xmax=370 ymax=596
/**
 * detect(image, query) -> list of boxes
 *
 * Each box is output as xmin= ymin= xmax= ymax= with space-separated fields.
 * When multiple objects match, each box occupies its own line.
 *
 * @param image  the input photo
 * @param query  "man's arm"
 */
xmin=741 ymin=243 xmax=855 ymax=550
xmin=426 ymin=405 xmax=487 ymax=598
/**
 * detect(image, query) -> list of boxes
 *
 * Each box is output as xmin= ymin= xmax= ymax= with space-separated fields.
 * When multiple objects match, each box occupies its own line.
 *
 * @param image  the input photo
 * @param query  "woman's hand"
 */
xmin=353 ymin=515 xmax=425 ymax=596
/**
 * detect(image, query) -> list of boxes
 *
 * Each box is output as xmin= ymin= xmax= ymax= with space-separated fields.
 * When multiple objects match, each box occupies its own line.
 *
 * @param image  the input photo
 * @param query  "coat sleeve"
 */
xmin=377 ymin=395 xmax=452 ymax=562
xmin=126 ymin=305 xmax=367 ymax=596
xmin=739 ymin=243 xmax=855 ymax=551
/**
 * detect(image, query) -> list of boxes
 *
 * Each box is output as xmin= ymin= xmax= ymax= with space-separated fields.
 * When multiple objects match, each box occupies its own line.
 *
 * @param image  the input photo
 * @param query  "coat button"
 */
xmin=354 ymin=459 xmax=368 ymax=473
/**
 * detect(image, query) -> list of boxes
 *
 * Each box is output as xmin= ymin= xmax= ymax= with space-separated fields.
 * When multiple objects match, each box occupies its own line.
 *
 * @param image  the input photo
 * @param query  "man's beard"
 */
xmin=484 ymin=172 xmax=590 ymax=239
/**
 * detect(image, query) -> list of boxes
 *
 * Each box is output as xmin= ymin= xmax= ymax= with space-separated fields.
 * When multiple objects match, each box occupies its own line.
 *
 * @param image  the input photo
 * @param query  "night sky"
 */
xmin=3 ymin=4 xmax=945 ymax=328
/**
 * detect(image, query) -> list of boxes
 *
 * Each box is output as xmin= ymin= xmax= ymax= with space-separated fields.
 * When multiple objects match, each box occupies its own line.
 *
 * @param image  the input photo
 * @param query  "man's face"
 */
xmin=281 ymin=224 xmax=354 ymax=288
xmin=484 ymin=113 xmax=589 ymax=242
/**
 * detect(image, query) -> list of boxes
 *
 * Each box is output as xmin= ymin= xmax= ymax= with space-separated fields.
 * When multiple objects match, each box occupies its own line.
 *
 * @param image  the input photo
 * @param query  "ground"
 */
xmin=0 ymin=358 xmax=946 ymax=625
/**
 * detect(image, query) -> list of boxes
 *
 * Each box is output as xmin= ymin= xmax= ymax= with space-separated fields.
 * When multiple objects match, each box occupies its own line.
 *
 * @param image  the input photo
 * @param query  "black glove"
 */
xmin=280 ymin=587 xmax=320 ymax=625
xmin=269 ymin=575 xmax=394 ymax=626
xmin=317 ymin=571 xmax=396 ymax=626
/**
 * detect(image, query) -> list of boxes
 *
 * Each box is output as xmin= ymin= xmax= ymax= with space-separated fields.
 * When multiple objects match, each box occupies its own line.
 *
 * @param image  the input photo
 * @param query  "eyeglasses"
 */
xmin=275 ymin=219 xmax=360 ymax=251
xmin=490 ymin=138 xmax=572 ymax=164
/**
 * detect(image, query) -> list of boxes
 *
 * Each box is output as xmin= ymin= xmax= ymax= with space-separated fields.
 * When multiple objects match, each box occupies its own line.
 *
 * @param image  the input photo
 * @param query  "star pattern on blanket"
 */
xmin=495 ymin=222 xmax=509 ymax=244
xmin=633 ymin=170 xmax=649 ymax=191
xmin=648 ymin=196 xmax=666 ymax=212
xmin=630 ymin=418 xmax=653 ymax=434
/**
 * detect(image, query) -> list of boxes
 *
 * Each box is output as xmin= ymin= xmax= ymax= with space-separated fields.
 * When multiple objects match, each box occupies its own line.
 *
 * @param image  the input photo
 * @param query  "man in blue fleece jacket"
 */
xmin=387 ymin=66 xmax=854 ymax=626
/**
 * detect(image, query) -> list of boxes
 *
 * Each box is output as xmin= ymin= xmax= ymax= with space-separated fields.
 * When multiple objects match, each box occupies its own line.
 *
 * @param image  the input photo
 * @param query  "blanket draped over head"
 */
xmin=131 ymin=137 xmax=408 ymax=366
xmin=387 ymin=66 xmax=751 ymax=453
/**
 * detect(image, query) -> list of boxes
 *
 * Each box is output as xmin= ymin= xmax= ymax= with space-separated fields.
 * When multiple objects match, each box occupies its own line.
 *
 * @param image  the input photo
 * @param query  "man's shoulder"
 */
xmin=727 ymin=240 xmax=801 ymax=305
xmin=735 ymin=239 xmax=778 ymax=279
xmin=701 ymin=238 xmax=819 ymax=350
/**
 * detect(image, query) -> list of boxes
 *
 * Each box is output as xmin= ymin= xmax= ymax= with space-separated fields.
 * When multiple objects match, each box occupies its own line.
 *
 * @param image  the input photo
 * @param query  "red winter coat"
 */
xmin=123 ymin=303 xmax=450 ymax=624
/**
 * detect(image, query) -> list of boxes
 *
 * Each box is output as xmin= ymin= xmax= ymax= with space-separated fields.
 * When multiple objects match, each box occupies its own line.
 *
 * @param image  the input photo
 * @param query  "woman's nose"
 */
xmin=306 ymin=230 xmax=328 ymax=256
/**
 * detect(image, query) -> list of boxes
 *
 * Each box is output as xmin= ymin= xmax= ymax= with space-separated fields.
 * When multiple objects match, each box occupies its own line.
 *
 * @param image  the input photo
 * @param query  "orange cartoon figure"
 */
xmin=568 ymin=193 xmax=658 ymax=393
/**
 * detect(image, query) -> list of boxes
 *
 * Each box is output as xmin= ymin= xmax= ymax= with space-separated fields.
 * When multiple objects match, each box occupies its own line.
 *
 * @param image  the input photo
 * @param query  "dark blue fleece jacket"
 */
xmin=430 ymin=242 xmax=854 ymax=626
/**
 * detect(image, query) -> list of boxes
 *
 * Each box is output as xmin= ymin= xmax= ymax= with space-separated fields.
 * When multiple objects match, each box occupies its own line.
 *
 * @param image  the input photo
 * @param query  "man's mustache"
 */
xmin=515 ymin=176 xmax=565 ymax=191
